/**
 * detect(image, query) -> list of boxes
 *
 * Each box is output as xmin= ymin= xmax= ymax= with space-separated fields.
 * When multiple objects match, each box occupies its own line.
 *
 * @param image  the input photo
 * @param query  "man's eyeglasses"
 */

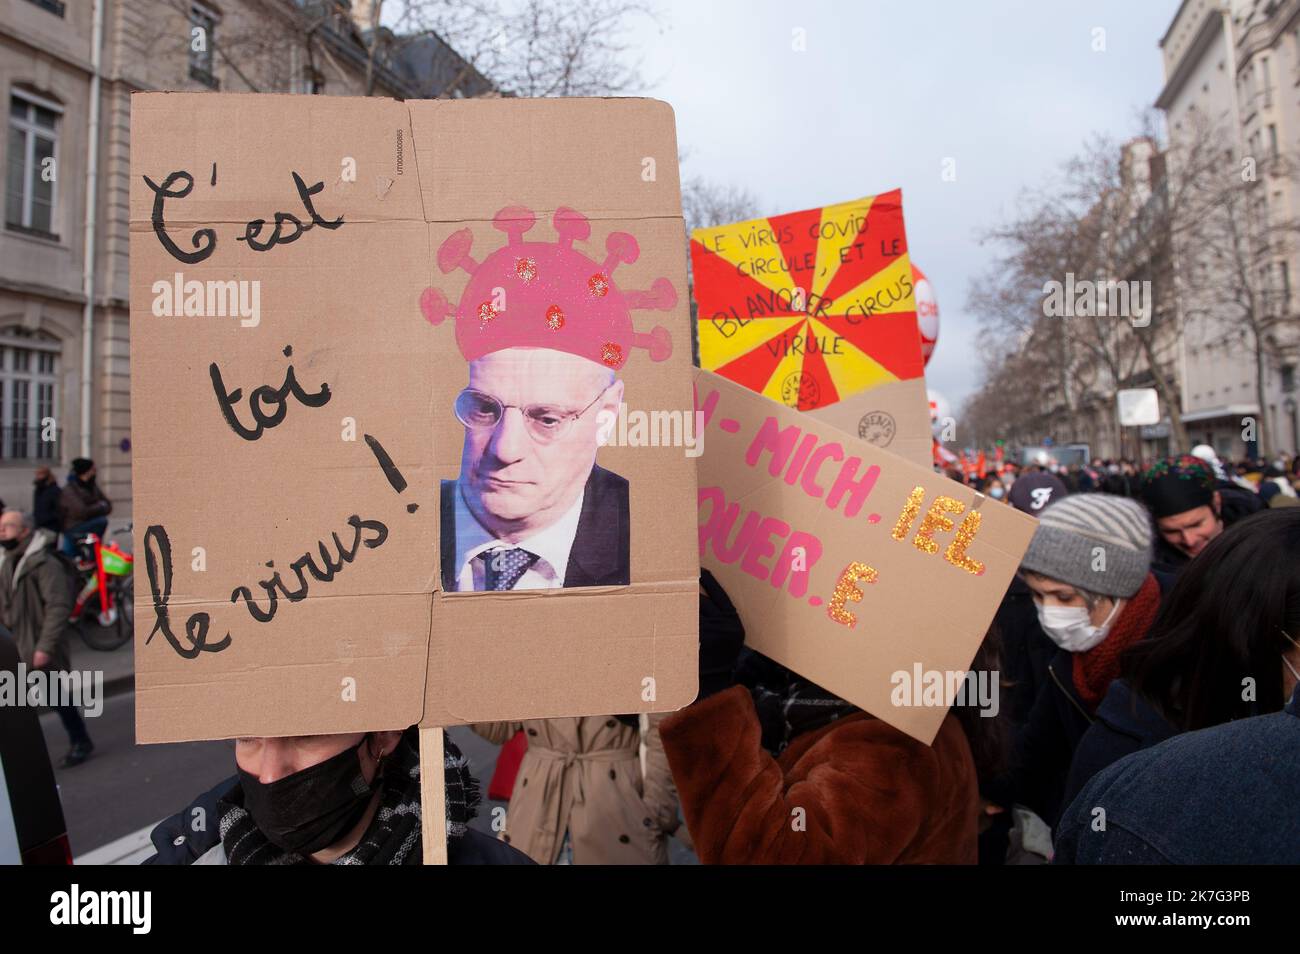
xmin=454 ymin=386 xmax=610 ymax=445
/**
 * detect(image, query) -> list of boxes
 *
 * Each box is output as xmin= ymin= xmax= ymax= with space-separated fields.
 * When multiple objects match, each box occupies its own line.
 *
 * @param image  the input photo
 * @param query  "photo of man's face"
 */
xmin=459 ymin=347 xmax=624 ymax=539
xmin=426 ymin=205 xmax=675 ymax=593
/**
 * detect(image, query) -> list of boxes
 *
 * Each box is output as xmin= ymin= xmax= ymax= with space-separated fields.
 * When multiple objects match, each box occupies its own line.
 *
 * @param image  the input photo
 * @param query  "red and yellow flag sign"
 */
xmin=690 ymin=190 xmax=924 ymax=411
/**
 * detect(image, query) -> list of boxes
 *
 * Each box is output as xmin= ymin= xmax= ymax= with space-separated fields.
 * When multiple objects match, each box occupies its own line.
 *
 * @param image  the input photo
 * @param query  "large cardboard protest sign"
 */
xmin=130 ymin=93 xmax=699 ymax=743
xmin=695 ymin=371 xmax=1035 ymax=744
xmin=690 ymin=192 xmax=932 ymax=467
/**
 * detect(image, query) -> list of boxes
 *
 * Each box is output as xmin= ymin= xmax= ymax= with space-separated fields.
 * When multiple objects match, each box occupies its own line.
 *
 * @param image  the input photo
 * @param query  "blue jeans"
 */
xmin=61 ymin=516 xmax=108 ymax=557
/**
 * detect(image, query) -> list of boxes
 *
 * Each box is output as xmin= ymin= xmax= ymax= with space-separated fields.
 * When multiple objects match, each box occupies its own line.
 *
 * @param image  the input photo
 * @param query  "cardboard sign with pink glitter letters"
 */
xmin=694 ymin=371 xmax=1037 ymax=744
xmin=129 ymin=94 xmax=699 ymax=742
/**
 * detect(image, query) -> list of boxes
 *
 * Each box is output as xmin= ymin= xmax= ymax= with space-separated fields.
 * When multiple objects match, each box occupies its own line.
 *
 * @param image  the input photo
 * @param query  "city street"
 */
xmin=6 ymin=0 xmax=1296 ymax=904
xmin=39 ymin=691 xmax=233 ymax=862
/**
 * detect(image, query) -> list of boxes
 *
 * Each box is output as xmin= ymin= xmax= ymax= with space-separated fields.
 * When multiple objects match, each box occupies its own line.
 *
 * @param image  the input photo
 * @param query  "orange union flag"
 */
xmin=690 ymin=191 xmax=924 ymax=413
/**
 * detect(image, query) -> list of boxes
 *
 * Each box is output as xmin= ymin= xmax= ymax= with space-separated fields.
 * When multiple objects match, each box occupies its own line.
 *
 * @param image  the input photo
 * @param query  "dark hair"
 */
xmin=952 ymin=624 xmax=1008 ymax=783
xmin=1124 ymin=508 xmax=1300 ymax=731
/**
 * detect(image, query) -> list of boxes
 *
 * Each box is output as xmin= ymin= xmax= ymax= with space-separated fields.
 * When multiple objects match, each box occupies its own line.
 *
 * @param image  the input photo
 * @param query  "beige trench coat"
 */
xmin=473 ymin=714 xmax=684 ymax=864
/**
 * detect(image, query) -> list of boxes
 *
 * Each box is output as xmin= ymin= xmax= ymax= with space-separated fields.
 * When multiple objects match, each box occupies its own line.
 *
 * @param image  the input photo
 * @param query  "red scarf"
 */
xmin=1072 ymin=573 xmax=1161 ymax=711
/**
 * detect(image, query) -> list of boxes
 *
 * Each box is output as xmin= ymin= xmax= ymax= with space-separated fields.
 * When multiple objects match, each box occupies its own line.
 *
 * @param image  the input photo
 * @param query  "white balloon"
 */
xmin=913 ymin=264 xmax=939 ymax=366
xmin=930 ymin=389 xmax=951 ymax=428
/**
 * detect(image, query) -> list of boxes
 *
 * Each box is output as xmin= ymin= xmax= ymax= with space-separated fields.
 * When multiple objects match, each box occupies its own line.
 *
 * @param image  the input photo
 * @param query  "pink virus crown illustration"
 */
xmin=419 ymin=205 xmax=676 ymax=371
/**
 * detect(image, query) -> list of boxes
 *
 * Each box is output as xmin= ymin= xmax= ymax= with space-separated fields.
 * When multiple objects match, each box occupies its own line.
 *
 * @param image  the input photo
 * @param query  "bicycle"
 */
xmin=71 ymin=524 xmax=134 ymax=652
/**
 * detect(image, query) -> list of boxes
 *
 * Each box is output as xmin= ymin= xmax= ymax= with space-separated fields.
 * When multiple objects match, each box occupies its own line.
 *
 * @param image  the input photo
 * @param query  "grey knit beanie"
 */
xmin=1020 ymin=493 xmax=1153 ymax=598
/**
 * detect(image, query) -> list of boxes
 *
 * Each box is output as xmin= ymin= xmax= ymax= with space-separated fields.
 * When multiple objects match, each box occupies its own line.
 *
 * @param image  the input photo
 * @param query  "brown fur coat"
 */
xmin=660 ymin=686 xmax=978 ymax=864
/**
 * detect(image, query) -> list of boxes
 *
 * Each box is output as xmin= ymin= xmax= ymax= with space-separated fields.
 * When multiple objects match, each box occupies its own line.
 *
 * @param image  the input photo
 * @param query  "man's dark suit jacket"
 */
xmin=440 ymin=465 xmax=630 ymax=591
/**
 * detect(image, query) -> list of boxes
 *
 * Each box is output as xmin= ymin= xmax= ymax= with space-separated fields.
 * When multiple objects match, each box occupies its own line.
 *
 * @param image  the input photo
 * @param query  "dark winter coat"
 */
xmin=987 ymin=571 xmax=1174 ymax=828
xmin=1054 ymin=686 xmax=1300 ymax=863
xmin=33 ymin=480 xmax=62 ymax=533
xmin=59 ymin=477 xmax=112 ymax=531
xmin=984 ymin=649 xmax=1093 ymax=828
xmin=0 ymin=529 xmax=73 ymax=672
xmin=1060 ymin=678 xmax=1176 ymax=813
xmin=994 ymin=576 xmax=1057 ymax=729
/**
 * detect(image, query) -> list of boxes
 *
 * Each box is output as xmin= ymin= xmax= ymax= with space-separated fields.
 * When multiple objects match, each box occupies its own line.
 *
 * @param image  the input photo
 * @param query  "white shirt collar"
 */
xmin=452 ymin=480 xmax=585 ymax=590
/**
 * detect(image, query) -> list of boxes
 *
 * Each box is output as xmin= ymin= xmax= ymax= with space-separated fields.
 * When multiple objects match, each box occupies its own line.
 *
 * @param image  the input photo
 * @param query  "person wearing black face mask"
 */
xmin=144 ymin=728 xmax=533 ymax=865
xmin=230 ymin=734 xmax=392 ymax=862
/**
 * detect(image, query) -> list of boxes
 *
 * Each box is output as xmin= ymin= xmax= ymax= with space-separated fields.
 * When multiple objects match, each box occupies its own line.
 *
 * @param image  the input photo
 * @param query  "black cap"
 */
xmin=1140 ymin=455 xmax=1216 ymax=518
xmin=1008 ymin=471 xmax=1068 ymax=515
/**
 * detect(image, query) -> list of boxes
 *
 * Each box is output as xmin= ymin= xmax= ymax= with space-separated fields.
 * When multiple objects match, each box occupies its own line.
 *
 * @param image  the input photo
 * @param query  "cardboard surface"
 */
xmin=805 ymin=376 xmax=932 ymax=471
xmin=690 ymin=192 xmax=931 ymax=466
xmin=694 ymin=370 xmax=1036 ymax=744
xmin=130 ymin=93 xmax=699 ymax=743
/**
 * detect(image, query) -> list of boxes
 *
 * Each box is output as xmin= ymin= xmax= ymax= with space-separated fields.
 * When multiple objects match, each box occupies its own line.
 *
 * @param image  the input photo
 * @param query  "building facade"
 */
xmin=0 ymin=0 xmax=493 ymax=513
xmin=1232 ymin=0 xmax=1300 ymax=456
xmin=1158 ymin=0 xmax=1300 ymax=459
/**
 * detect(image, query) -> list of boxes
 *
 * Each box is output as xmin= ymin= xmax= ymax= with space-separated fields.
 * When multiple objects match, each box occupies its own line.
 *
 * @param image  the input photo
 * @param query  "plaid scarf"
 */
xmin=218 ymin=731 xmax=479 ymax=866
xmin=736 ymin=648 xmax=857 ymax=753
xmin=750 ymin=680 xmax=857 ymax=754
xmin=754 ymin=686 xmax=852 ymax=759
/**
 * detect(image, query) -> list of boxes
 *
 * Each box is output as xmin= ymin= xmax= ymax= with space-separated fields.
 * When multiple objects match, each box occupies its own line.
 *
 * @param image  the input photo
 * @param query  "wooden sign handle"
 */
xmin=419 ymin=726 xmax=448 ymax=865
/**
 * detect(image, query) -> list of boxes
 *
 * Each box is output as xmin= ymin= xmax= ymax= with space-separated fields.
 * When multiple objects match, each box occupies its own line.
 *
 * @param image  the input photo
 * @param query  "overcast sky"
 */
xmin=624 ymin=0 xmax=1183 ymax=409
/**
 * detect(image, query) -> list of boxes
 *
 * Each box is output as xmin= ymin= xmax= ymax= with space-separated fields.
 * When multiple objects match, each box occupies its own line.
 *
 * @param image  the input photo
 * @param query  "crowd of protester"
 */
xmin=119 ymin=439 xmax=1298 ymax=865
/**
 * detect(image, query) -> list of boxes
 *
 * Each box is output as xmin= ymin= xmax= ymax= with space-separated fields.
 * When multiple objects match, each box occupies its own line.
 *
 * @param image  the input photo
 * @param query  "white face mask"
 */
xmin=1035 ymin=600 xmax=1121 ymax=653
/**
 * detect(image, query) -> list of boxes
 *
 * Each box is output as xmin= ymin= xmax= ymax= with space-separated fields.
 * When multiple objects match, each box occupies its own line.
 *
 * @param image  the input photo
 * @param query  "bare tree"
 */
xmin=138 ymin=0 xmax=285 ymax=92
xmin=137 ymin=1 xmax=659 ymax=100
xmin=967 ymin=179 xmax=1083 ymax=430
xmin=1059 ymin=133 xmax=1187 ymax=456
xmin=1162 ymin=108 xmax=1300 ymax=457
xmin=681 ymin=176 xmax=759 ymax=237
xmin=679 ymin=176 xmax=760 ymax=364
xmin=967 ymin=129 xmax=1190 ymax=456
xmin=373 ymin=0 xmax=660 ymax=98
xmin=961 ymin=322 xmax=1067 ymax=450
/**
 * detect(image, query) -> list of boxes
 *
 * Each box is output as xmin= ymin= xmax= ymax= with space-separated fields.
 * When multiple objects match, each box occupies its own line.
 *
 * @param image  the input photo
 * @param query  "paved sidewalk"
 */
xmin=75 ymin=821 xmax=158 ymax=865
